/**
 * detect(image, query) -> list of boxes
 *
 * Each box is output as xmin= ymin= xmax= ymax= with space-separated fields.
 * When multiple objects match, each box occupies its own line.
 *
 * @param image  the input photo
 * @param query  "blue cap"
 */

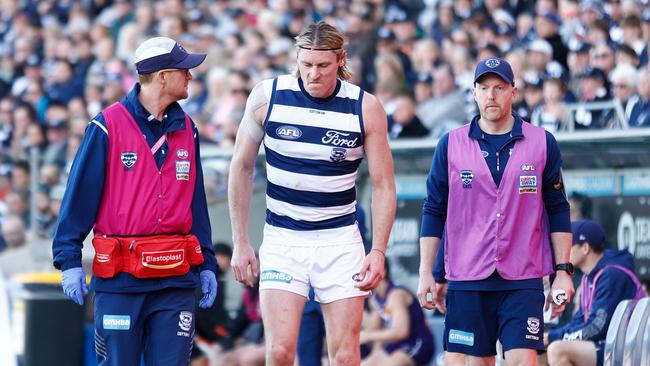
xmin=568 ymin=40 xmax=591 ymax=54
xmin=474 ymin=58 xmax=514 ymax=85
xmin=542 ymin=12 xmax=562 ymax=26
xmin=572 ymin=219 xmax=606 ymax=248
xmin=134 ymin=37 xmax=206 ymax=75
xmin=579 ymin=67 xmax=606 ymax=82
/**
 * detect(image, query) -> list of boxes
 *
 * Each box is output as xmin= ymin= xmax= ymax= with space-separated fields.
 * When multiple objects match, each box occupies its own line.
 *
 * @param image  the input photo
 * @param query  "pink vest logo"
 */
xmin=121 ymin=152 xmax=137 ymax=169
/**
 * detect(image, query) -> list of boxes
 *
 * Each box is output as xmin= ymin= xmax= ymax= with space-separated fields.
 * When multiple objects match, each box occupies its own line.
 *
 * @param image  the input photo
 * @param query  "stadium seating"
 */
xmin=603 ymin=299 xmax=634 ymax=366
xmin=622 ymin=297 xmax=650 ymax=366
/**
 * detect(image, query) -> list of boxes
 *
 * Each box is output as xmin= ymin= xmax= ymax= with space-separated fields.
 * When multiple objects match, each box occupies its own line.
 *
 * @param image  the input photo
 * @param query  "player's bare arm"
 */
xmin=228 ymin=82 xmax=268 ymax=287
xmin=356 ymin=92 xmax=396 ymax=292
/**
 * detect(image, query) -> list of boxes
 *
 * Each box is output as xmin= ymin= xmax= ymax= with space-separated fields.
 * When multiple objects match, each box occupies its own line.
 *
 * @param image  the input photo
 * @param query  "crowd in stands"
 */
xmin=1 ymin=1 xmax=650 ymax=365
xmin=1 ymin=0 xmax=650 ymax=251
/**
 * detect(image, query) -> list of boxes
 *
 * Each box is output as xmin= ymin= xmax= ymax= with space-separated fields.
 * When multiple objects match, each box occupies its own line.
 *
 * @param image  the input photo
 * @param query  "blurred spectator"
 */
xmin=388 ymin=95 xmax=429 ymax=139
xmin=220 ymin=278 xmax=265 ymax=366
xmin=193 ymin=242 xmax=234 ymax=366
xmin=4 ymin=191 xmax=29 ymax=227
xmin=416 ymin=64 xmax=466 ymax=137
xmin=568 ymin=191 xmax=593 ymax=221
xmin=34 ymin=186 xmax=54 ymax=239
xmin=516 ymin=71 xmax=544 ymax=121
xmin=10 ymin=160 xmax=30 ymax=198
xmin=39 ymin=163 xmax=61 ymax=190
xmin=616 ymin=44 xmax=641 ymax=68
xmin=1 ymin=215 xmax=27 ymax=249
xmin=413 ymin=72 xmax=433 ymax=104
xmin=575 ymin=68 xmax=614 ymax=129
xmin=360 ymin=260 xmax=434 ymax=366
xmin=535 ymin=12 xmax=568 ymax=68
xmin=531 ymin=77 xmax=568 ymax=132
xmin=628 ymin=66 xmax=650 ymax=127
xmin=589 ymin=43 xmax=616 ymax=77
xmin=566 ymin=41 xmax=592 ymax=99
xmin=609 ymin=64 xmax=639 ymax=121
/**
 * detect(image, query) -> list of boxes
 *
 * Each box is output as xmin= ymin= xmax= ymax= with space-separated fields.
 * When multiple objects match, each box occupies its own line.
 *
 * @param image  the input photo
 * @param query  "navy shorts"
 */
xmin=444 ymin=289 xmax=545 ymax=356
xmin=94 ymin=288 xmax=195 ymax=366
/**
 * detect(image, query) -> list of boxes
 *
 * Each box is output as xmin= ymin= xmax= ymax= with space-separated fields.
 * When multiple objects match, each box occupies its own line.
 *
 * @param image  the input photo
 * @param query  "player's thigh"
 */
xmin=259 ymin=243 xmax=310 ymax=297
xmin=503 ymin=348 xmax=537 ymax=366
xmin=311 ymin=242 xmax=368 ymax=303
xmin=321 ymin=296 xmax=365 ymax=350
xmin=547 ymin=340 xmax=597 ymax=366
xmin=260 ymin=289 xmax=306 ymax=350
xmin=444 ymin=351 xmax=467 ymax=366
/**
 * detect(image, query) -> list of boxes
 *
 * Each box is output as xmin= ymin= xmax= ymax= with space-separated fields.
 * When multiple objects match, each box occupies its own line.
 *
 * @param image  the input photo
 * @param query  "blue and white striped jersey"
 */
xmin=262 ymin=75 xmax=365 ymax=238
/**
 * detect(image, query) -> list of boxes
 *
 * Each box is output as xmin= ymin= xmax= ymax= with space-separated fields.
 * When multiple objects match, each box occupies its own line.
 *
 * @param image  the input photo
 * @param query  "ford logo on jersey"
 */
xmin=276 ymin=125 xmax=302 ymax=140
xmin=121 ymin=152 xmax=137 ymax=170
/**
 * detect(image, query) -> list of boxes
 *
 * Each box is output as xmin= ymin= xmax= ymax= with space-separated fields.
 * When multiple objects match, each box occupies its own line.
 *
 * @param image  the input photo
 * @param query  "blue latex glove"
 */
xmin=61 ymin=267 xmax=88 ymax=306
xmin=199 ymin=270 xmax=218 ymax=309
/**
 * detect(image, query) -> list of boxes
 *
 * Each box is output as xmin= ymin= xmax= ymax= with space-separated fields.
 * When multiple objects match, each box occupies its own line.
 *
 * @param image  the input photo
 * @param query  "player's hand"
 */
xmin=231 ymin=243 xmax=259 ymax=287
xmin=433 ymin=282 xmax=448 ymax=314
xmin=417 ymin=273 xmax=437 ymax=310
xmin=61 ymin=267 xmax=88 ymax=306
xmin=545 ymin=271 xmax=575 ymax=319
xmin=199 ymin=270 xmax=218 ymax=309
xmin=356 ymin=249 xmax=385 ymax=291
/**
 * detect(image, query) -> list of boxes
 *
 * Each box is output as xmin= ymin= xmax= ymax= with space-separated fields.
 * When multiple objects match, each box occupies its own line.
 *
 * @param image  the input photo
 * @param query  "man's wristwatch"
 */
xmin=555 ymin=262 xmax=574 ymax=276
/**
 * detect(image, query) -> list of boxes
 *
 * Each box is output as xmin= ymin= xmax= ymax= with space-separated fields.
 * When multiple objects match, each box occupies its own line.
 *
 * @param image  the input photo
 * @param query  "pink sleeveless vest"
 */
xmin=94 ymin=102 xmax=196 ymax=236
xmin=445 ymin=122 xmax=554 ymax=280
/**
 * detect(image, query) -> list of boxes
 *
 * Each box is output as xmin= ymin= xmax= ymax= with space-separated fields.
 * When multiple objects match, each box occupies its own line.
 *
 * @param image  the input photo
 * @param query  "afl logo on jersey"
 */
xmin=276 ymin=125 xmax=302 ymax=140
xmin=121 ymin=152 xmax=137 ymax=170
xmin=176 ymin=149 xmax=189 ymax=159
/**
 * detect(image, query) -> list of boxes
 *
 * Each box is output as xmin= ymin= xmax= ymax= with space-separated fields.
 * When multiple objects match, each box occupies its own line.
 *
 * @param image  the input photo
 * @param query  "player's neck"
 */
xmin=582 ymin=252 xmax=605 ymax=275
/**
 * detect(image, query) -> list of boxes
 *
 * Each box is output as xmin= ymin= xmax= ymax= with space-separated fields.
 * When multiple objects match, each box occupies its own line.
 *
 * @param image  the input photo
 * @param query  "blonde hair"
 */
xmin=293 ymin=21 xmax=352 ymax=80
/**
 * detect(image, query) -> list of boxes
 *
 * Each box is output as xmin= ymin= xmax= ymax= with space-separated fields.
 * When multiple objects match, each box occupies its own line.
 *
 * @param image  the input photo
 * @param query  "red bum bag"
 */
xmin=92 ymin=234 xmax=204 ymax=279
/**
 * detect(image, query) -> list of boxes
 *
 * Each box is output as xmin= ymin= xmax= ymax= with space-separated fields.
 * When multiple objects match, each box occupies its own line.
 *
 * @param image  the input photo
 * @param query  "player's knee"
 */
xmin=331 ymin=348 xmax=359 ymax=366
xmin=547 ymin=341 xmax=571 ymax=365
xmin=267 ymin=343 xmax=295 ymax=365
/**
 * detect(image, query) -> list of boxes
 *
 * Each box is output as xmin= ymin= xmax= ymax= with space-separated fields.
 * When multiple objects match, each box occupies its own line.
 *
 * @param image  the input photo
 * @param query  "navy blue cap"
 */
xmin=579 ymin=67 xmax=606 ymax=82
xmin=572 ymin=219 xmax=606 ymax=248
xmin=474 ymin=58 xmax=514 ymax=85
xmin=568 ymin=40 xmax=591 ymax=54
xmin=523 ymin=71 xmax=543 ymax=88
xmin=134 ymin=37 xmax=206 ymax=75
xmin=542 ymin=12 xmax=562 ymax=26
xmin=377 ymin=27 xmax=396 ymax=41
xmin=384 ymin=5 xmax=409 ymax=23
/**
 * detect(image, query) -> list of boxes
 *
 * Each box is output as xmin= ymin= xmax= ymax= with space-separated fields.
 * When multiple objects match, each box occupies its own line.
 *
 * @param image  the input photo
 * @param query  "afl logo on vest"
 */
xmin=121 ymin=152 xmax=137 ymax=170
xmin=276 ymin=125 xmax=302 ymax=140
xmin=176 ymin=149 xmax=189 ymax=159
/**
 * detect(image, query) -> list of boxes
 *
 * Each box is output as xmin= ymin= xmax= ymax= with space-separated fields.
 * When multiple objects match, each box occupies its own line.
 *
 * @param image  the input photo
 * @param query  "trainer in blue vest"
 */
xmin=417 ymin=57 xmax=575 ymax=365
xmin=52 ymin=37 xmax=218 ymax=366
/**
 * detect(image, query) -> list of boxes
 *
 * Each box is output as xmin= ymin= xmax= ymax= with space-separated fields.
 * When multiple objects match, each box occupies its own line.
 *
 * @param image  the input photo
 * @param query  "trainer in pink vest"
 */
xmin=445 ymin=122 xmax=554 ymax=281
xmin=94 ymin=102 xmax=196 ymax=236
